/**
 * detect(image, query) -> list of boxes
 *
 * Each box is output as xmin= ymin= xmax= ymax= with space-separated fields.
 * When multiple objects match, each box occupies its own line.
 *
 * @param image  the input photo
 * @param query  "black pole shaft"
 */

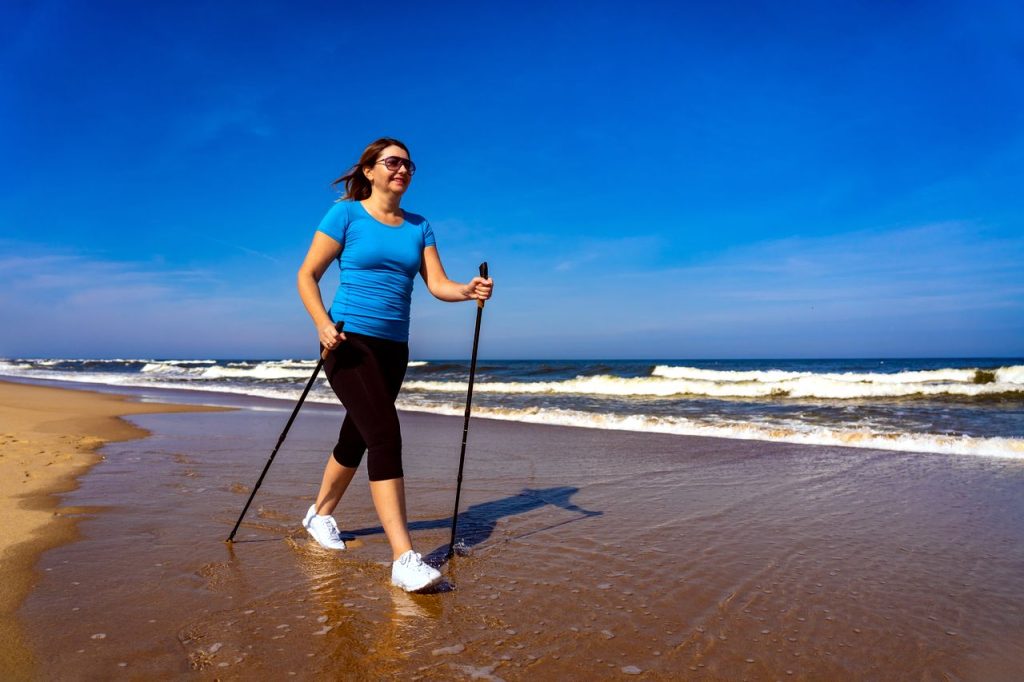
xmin=447 ymin=262 xmax=488 ymax=558
xmin=226 ymin=322 xmax=342 ymax=542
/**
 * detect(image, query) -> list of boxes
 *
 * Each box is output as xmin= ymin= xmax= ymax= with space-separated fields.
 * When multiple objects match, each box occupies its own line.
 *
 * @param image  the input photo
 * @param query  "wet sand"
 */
xmin=12 ymin=383 xmax=1024 ymax=680
xmin=0 ymin=380 xmax=224 ymax=680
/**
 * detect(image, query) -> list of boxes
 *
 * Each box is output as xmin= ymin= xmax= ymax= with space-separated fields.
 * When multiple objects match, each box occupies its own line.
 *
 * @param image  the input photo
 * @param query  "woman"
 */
xmin=296 ymin=137 xmax=493 ymax=592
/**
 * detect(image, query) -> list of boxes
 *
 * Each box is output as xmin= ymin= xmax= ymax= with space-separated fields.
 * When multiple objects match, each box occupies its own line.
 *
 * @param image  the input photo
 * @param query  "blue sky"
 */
xmin=2 ymin=0 xmax=1022 ymax=359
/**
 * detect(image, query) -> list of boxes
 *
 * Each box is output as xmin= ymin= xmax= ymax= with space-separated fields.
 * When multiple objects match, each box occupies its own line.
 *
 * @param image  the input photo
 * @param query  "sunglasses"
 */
xmin=375 ymin=156 xmax=416 ymax=174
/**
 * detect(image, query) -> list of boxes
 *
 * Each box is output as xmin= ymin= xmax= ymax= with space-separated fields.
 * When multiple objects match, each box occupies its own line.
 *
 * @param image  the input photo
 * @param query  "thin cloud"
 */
xmin=464 ymin=221 xmax=1024 ymax=357
xmin=616 ymin=222 xmax=1024 ymax=307
xmin=0 ymin=245 xmax=302 ymax=357
xmin=176 ymin=100 xmax=276 ymax=149
xmin=207 ymin=238 xmax=280 ymax=264
xmin=550 ymin=234 xmax=665 ymax=273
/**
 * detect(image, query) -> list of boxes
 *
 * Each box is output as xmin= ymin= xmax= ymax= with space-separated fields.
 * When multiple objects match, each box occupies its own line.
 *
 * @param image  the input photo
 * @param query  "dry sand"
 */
xmin=0 ymin=380 xmax=224 ymax=679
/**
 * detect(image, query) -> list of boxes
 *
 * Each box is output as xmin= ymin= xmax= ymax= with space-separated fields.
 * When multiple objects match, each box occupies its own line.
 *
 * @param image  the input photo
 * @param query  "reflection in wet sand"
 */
xmin=18 ymin=406 xmax=1024 ymax=679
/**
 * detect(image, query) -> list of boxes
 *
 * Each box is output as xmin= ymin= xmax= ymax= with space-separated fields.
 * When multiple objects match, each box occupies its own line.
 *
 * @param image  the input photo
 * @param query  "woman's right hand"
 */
xmin=319 ymin=322 xmax=346 ymax=350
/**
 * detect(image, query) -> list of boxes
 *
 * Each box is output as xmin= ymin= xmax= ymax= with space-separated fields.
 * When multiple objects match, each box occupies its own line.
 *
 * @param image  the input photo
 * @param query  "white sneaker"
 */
xmin=391 ymin=550 xmax=442 ymax=592
xmin=302 ymin=504 xmax=346 ymax=550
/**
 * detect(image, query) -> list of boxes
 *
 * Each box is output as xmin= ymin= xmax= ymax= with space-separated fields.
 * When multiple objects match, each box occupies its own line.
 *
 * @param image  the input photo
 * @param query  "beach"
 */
xmin=5 ymin=379 xmax=1024 ymax=679
xmin=0 ymin=380 xmax=223 ymax=679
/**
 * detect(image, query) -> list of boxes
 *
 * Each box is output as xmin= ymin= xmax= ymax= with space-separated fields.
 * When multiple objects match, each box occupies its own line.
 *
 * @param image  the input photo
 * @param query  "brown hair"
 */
xmin=330 ymin=137 xmax=411 ymax=201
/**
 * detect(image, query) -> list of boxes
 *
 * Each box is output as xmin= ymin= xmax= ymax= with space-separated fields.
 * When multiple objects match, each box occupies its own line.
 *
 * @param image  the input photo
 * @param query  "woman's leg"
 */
xmin=311 ymin=414 xmax=366 ymax=516
xmin=370 ymin=339 xmax=413 ymax=559
xmin=369 ymin=477 xmax=413 ymax=560
xmin=323 ymin=335 xmax=413 ymax=558
xmin=314 ymin=457 xmax=358 ymax=516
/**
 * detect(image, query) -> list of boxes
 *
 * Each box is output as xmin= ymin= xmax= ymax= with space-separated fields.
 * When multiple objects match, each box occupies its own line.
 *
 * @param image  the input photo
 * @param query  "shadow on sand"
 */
xmin=345 ymin=485 xmax=602 ymax=569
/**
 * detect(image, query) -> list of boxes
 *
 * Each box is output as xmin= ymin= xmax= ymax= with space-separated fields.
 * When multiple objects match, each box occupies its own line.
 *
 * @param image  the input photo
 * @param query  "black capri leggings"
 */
xmin=321 ymin=332 xmax=409 ymax=481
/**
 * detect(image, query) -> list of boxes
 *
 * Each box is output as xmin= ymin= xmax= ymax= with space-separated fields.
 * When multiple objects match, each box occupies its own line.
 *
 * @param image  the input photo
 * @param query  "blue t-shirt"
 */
xmin=316 ymin=200 xmax=436 ymax=342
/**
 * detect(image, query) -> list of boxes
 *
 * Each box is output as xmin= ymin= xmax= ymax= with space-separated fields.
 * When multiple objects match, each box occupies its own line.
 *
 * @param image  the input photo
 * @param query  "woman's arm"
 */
xmin=420 ymin=245 xmax=493 ymax=302
xmin=297 ymin=232 xmax=346 ymax=348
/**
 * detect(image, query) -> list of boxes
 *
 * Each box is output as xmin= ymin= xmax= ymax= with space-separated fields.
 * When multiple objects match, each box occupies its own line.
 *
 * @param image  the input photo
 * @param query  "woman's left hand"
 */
xmin=462 ymin=276 xmax=493 ymax=301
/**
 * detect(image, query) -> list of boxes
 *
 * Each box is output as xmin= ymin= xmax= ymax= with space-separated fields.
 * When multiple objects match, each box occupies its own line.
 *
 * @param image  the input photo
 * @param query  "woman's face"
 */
xmin=366 ymin=144 xmax=414 ymax=195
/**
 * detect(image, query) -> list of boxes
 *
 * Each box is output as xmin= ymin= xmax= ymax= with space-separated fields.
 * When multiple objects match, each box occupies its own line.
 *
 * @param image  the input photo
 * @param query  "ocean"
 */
xmin=2 ymin=357 xmax=1022 ymax=459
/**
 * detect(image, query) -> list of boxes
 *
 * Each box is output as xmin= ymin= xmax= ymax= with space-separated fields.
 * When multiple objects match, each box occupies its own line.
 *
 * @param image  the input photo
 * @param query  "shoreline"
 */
xmin=2 ymin=373 xmax=1021 ymax=461
xmin=0 ymin=380 xmax=226 ymax=679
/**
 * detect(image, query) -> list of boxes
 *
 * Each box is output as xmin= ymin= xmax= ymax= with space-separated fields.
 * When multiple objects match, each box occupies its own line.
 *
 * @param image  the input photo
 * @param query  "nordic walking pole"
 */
xmin=447 ymin=262 xmax=488 ymax=559
xmin=226 ymin=321 xmax=344 ymax=542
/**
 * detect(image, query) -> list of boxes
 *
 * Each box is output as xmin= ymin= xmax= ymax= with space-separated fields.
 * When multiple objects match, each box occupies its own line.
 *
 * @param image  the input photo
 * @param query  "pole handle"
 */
xmin=477 ymin=262 xmax=488 ymax=310
xmin=320 ymin=321 xmax=345 ymax=360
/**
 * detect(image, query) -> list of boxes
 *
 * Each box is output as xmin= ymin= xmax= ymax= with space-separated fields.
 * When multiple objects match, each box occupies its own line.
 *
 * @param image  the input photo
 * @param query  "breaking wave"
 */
xmin=403 ymin=365 xmax=1024 ymax=400
xmin=2 ymin=357 xmax=1021 ymax=459
xmin=394 ymin=401 xmax=1024 ymax=459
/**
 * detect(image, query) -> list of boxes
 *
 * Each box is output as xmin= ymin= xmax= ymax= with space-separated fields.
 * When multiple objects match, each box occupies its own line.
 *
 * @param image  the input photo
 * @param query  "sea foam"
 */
xmin=394 ymin=400 xmax=1024 ymax=459
xmin=403 ymin=365 xmax=1024 ymax=400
